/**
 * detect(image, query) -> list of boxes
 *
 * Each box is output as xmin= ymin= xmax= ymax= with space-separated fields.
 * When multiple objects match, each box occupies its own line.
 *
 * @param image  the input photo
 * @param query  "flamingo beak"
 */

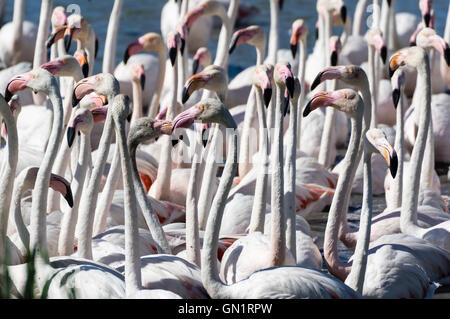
xmin=67 ymin=126 xmax=76 ymax=148
xmin=182 ymin=73 xmax=206 ymax=104
xmin=303 ymin=91 xmax=344 ymax=117
xmin=91 ymin=107 xmax=108 ymax=123
xmin=46 ymin=26 xmax=66 ymax=48
xmin=49 ymin=174 xmax=73 ymax=208
xmin=173 ymin=105 xmax=203 ymax=129
xmin=392 ymin=89 xmax=400 ymax=109
xmin=429 ymin=35 xmax=450 ymax=67
xmin=64 ymin=27 xmax=73 ymax=52
xmin=228 ymin=33 xmax=239 ymax=55
xmin=340 ymin=5 xmax=347 ymax=24
xmin=192 ymin=58 xmax=200 ymax=74
xmin=154 ymin=119 xmax=173 ymax=136
xmin=74 ymin=51 xmax=89 ymax=78
xmin=389 ymin=50 xmax=407 ymax=78
xmin=123 ymin=39 xmax=144 ymax=64
xmin=5 ymin=72 xmax=34 ymax=102
xmin=381 ymin=144 xmax=398 ymax=178
xmin=424 ymin=13 xmax=431 ymax=28
xmin=72 ymin=76 xmax=97 ymax=107
xmin=310 ymin=66 xmax=346 ymax=91
xmin=278 ymin=0 xmax=284 ymax=10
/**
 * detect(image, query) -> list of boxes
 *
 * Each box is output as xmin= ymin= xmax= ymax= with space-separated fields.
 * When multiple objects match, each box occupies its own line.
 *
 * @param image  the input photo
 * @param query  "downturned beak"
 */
xmin=182 ymin=87 xmax=190 ymax=104
xmin=424 ymin=13 xmax=431 ymax=28
xmin=229 ymin=34 xmax=239 ymax=55
xmin=445 ymin=47 xmax=450 ymax=67
xmin=192 ymin=58 xmax=199 ymax=74
xmin=95 ymin=35 xmax=99 ymax=59
xmin=123 ymin=40 xmax=143 ymax=64
xmin=315 ymin=25 xmax=319 ymax=41
xmin=67 ymin=126 xmax=76 ymax=148
xmin=389 ymin=151 xmax=398 ymax=178
xmin=50 ymin=174 xmax=74 ymax=208
xmin=310 ymin=71 xmax=324 ymax=91
xmin=169 ymin=47 xmax=178 ymax=67
xmin=303 ymin=91 xmax=341 ymax=117
xmin=65 ymin=187 xmax=74 ymax=208
xmin=303 ymin=99 xmax=313 ymax=117
xmin=290 ymin=44 xmax=298 ymax=59
xmin=286 ymin=76 xmax=295 ymax=99
xmin=46 ymin=26 xmax=66 ymax=49
xmin=283 ymin=96 xmax=289 ymax=117
xmin=380 ymin=46 xmax=387 ymax=64
xmin=278 ymin=0 xmax=284 ymax=10
xmin=392 ymin=89 xmax=400 ymax=109
xmin=64 ymin=28 xmax=73 ymax=52
xmin=340 ymin=5 xmax=347 ymax=24
xmin=4 ymin=73 xmax=33 ymax=102
xmin=180 ymin=37 xmax=186 ymax=56
xmin=82 ymin=63 xmax=89 ymax=78
xmin=263 ymin=88 xmax=272 ymax=108
xmin=330 ymin=51 xmax=338 ymax=66
xmin=140 ymin=73 xmax=146 ymax=90
xmin=173 ymin=106 xmax=202 ymax=129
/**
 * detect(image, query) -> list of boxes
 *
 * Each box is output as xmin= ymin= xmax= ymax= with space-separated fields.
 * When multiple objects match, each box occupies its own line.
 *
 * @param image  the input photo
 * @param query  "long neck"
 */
xmin=324 ymin=106 xmax=363 ymax=281
xmin=441 ymin=5 xmax=450 ymax=86
xmin=296 ymin=38 xmax=307 ymax=149
xmin=269 ymin=83 xmax=286 ymax=266
xmin=29 ymin=86 xmax=63 ymax=261
xmin=283 ymin=95 xmax=298 ymax=260
xmin=129 ymin=141 xmax=172 ymax=254
xmin=102 ymin=0 xmax=123 ymax=74
xmin=368 ymin=44 xmax=378 ymax=129
xmin=380 ymin=0 xmax=390 ymax=51
xmin=12 ymin=173 xmax=32 ymax=254
xmin=201 ymin=128 xmax=238 ymax=299
xmin=148 ymin=48 xmax=167 ymax=118
xmin=213 ymin=7 xmax=233 ymax=68
xmin=185 ymin=126 xmax=202 ymax=267
xmin=401 ymin=56 xmax=431 ymax=237
xmin=352 ymin=0 xmax=369 ymax=36
xmin=267 ymin=0 xmax=279 ymax=65
xmin=388 ymin=0 xmax=398 ymax=50
xmin=32 ymin=0 xmax=52 ymax=105
xmin=130 ymin=80 xmax=143 ymax=126
xmin=114 ymin=114 xmax=142 ymax=296
xmin=11 ymin=0 xmax=24 ymax=60
xmin=151 ymin=61 xmax=178 ymax=199
xmin=58 ymin=130 xmax=91 ymax=256
xmin=91 ymin=144 xmax=121 ymax=236
xmin=345 ymin=147 xmax=372 ymax=293
xmin=248 ymin=86 xmax=269 ymax=233
xmin=76 ymin=97 xmax=115 ymax=259
xmin=238 ymin=87 xmax=256 ymax=179
xmin=390 ymin=87 xmax=404 ymax=209
xmin=0 ymin=100 xmax=18 ymax=264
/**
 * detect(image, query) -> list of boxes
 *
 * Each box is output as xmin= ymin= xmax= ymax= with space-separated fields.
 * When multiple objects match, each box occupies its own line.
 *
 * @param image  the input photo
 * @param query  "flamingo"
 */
xmin=172 ymin=98 xmax=360 ymax=299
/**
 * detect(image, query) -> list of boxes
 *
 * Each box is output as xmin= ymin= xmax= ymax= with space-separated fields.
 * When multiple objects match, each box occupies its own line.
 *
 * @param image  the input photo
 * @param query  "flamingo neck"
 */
xmin=130 ymin=80 xmax=143 ymax=126
xmin=324 ymin=102 xmax=364 ymax=281
xmin=296 ymin=38 xmax=307 ymax=149
xmin=267 ymin=0 xmax=279 ymax=65
xmin=202 ymin=128 xmax=238 ymax=299
xmin=368 ymin=44 xmax=378 ymax=129
xmin=102 ymin=0 xmax=124 ymax=74
xmin=401 ymin=55 xmax=431 ymax=237
xmin=352 ymin=0 xmax=369 ymax=36
xmin=390 ymin=87 xmax=404 ymax=209
xmin=148 ymin=48 xmax=167 ymax=118
xmin=11 ymin=0 xmax=24 ymax=56
xmin=249 ymin=86 xmax=269 ymax=233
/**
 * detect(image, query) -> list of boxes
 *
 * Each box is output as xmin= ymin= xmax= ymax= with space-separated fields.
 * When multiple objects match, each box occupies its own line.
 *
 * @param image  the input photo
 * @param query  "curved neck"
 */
xmin=345 ymin=147 xmax=372 ymax=293
xmin=401 ymin=55 xmax=431 ymax=237
xmin=29 ymin=85 xmax=63 ymax=261
xmin=148 ymin=48 xmax=167 ymax=118
xmin=129 ymin=141 xmax=172 ymax=254
xmin=76 ymin=96 xmax=115 ymax=259
xmin=130 ymin=80 xmax=143 ymax=126
xmin=256 ymin=43 xmax=265 ymax=66
xmin=201 ymin=129 xmax=238 ymax=299
xmin=114 ymin=113 xmax=142 ymax=296
xmin=248 ymin=86 xmax=269 ymax=233
xmin=0 ymin=100 xmax=18 ymax=264
xmin=58 ymin=130 xmax=91 ymax=256
xmin=267 ymin=0 xmax=279 ymax=65
xmin=102 ymin=0 xmax=123 ymax=74
xmin=352 ymin=0 xmax=369 ymax=36
xmin=213 ymin=8 xmax=232 ymax=68
xmin=324 ymin=104 xmax=363 ymax=281
xmin=269 ymin=83 xmax=286 ymax=266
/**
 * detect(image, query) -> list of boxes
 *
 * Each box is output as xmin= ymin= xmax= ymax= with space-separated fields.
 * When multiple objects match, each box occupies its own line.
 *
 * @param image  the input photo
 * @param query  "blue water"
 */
xmin=2 ymin=0 xmax=448 ymax=76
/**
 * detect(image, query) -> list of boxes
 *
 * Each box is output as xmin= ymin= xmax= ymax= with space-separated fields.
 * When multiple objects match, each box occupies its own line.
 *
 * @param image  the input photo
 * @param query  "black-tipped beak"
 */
xmin=387 ymin=0 xmax=391 ymax=6
xmin=263 ymin=88 xmax=272 ymax=108
xmin=282 ymin=97 xmax=289 ymax=117
xmin=290 ymin=44 xmax=298 ymax=59
xmin=65 ymin=186 xmax=74 ymax=208
xmin=4 ymin=88 xmax=12 ymax=102
xmin=380 ymin=46 xmax=387 ymax=64
xmin=229 ymin=35 xmax=238 ymax=55
xmin=192 ymin=59 xmax=199 ymax=74
xmin=46 ymin=32 xmax=56 ymax=49
xmin=389 ymin=151 xmax=398 ymax=178
xmin=392 ymin=89 xmax=400 ymax=109
xmin=95 ymin=36 xmax=99 ymax=59
xmin=72 ymin=92 xmax=80 ymax=107
xmin=444 ymin=47 xmax=450 ymax=67
xmin=64 ymin=33 xmax=72 ymax=52
xmin=67 ymin=126 xmax=76 ymax=148
xmin=315 ymin=26 xmax=319 ymax=41
xmin=340 ymin=6 xmax=347 ymax=24
xmin=278 ymin=0 xmax=284 ymax=10
xmin=303 ymin=100 xmax=312 ymax=117
xmin=171 ymin=138 xmax=178 ymax=147
xmin=127 ymin=111 xmax=132 ymax=123
xmin=140 ymin=74 xmax=146 ymax=90
xmin=389 ymin=66 xmax=395 ymax=79
xmin=169 ymin=47 xmax=177 ymax=67
xmin=330 ymin=51 xmax=338 ymax=67
xmin=82 ymin=62 xmax=89 ymax=78
xmin=202 ymin=128 xmax=208 ymax=148
xmin=123 ymin=48 xmax=130 ymax=64
xmin=180 ymin=38 xmax=186 ymax=56
xmin=424 ymin=13 xmax=431 ymax=28
xmin=410 ymin=41 xmax=416 ymax=47
xmin=182 ymin=87 xmax=190 ymax=104
xmin=286 ymin=76 xmax=295 ymax=99
xmin=310 ymin=71 xmax=323 ymax=91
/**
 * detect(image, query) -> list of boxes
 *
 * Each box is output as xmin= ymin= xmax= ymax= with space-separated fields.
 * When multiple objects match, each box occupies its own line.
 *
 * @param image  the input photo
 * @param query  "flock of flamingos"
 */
xmin=0 ymin=0 xmax=449 ymax=299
